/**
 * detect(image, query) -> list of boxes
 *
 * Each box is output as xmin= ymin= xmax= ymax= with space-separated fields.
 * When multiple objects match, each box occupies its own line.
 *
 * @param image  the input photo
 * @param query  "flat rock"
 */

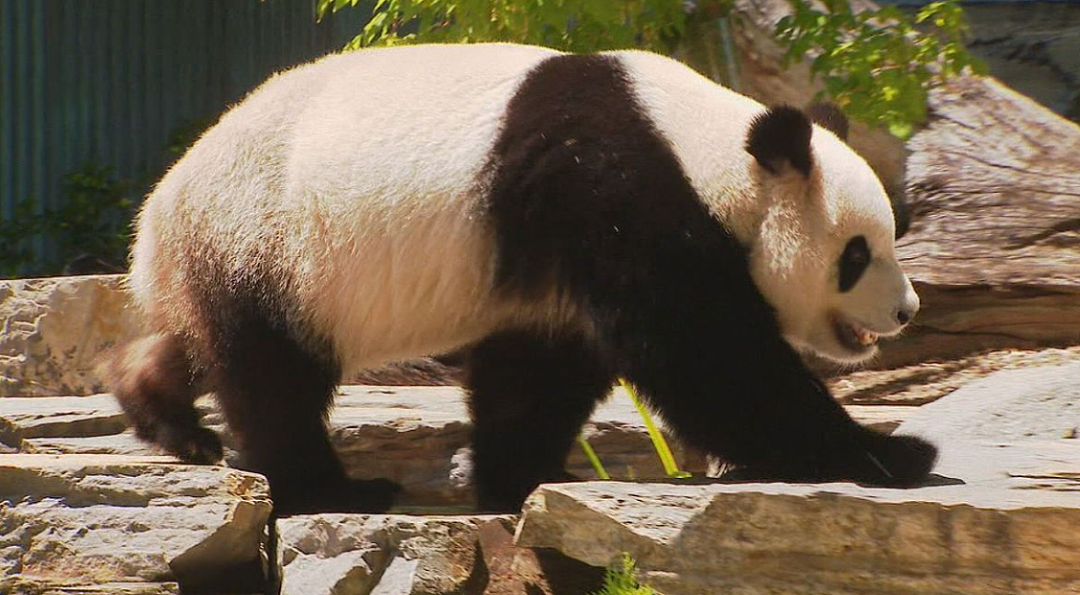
xmin=896 ymin=362 xmax=1080 ymax=442
xmin=277 ymin=514 xmax=602 ymax=595
xmin=0 ymin=394 xmax=126 ymax=447
xmin=518 ymin=447 xmax=1080 ymax=595
xmin=326 ymin=385 xmax=704 ymax=505
xmin=0 ymin=454 xmax=272 ymax=593
xmin=0 ymin=275 xmax=140 ymax=397
xmin=22 ymin=430 xmax=167 ymax=457
xmin=829 ymin=346 xmax=1080 ymax=406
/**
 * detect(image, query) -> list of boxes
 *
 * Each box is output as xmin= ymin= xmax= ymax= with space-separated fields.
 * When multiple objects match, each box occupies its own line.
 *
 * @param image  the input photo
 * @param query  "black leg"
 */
xmin=205 ymin=301 xmax=399 ymax=516
xmin=106 ymin=333 xmax=223 ymax=464
xmin=465 ymin=330 xmax=613 ymax=512
xmin=596 ymin=235 xmax=938 ymax=486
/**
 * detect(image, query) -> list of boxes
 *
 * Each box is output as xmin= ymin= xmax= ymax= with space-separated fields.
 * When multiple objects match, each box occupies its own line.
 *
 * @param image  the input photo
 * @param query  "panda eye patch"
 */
xmin=838 ymin=236 xmax=871 ymax=292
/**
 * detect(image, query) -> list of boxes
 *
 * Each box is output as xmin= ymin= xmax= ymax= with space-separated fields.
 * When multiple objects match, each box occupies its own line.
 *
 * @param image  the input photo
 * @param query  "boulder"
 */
xmin=0 ymin=275 xmax=140 ymax=397
xmin=0 ymin=454 xmax=272 ymax=594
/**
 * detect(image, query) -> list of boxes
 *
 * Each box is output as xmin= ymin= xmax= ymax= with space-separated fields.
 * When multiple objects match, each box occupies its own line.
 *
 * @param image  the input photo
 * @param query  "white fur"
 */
xmin=132 ymin=43 xmax=916 ymax=372
xmin=132 ymin=44 xmax=570 ymax=374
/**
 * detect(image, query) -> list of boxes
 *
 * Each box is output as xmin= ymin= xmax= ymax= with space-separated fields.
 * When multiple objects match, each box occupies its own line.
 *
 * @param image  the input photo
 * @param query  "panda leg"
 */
xmin=207 ymin=317 xmax=399 ymax=516
xmin=465 ymin=329 xmax=613 ymax=512
xmin=106 ymin=332 xmax=222 ymax=464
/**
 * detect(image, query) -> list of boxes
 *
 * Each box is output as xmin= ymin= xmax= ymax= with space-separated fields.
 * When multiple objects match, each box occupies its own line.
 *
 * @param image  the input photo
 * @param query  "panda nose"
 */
xmin=896 ymin=308 xmax=913 ymax=325
xmin=896 ymin=301 xmax=920 ymax=325
xmin=897 ymin=277 xmax=920 ymax=326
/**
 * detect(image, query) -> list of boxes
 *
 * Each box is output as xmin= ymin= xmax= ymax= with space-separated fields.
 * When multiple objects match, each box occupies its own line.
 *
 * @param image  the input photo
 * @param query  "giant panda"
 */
xmin=106 ymin=43 xmax=936 ymax=515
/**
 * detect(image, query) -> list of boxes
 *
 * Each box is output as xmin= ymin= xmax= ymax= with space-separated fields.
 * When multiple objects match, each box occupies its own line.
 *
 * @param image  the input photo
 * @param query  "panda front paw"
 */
xmin=720 ymin=432 xmax=938 ymax=488
xmin=857 ymin=432 xmax=938 ymax=487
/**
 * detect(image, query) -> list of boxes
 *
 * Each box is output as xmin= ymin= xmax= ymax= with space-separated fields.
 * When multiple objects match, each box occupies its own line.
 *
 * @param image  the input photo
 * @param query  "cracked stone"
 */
xmin=0 ymin=454 xmax=272 ymax=594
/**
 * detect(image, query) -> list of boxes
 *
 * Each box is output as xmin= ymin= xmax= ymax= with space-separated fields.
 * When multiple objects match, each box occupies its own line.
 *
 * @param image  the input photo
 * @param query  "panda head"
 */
xmin=742 ymin=104 xmax=919 ymax=364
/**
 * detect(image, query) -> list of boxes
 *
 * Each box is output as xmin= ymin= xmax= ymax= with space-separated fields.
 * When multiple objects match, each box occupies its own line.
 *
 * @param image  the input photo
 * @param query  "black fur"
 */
xmin=111 ymin=252 xmax=399 ymax=516
xmin=745 ymin=104 xmax=814 ymax=177
xmin=190 ymin=266 xmax=400 ymax=516
xmin=466 ymin=330 xmax=613 ymax=512
xmin=482 ymin=54 xmax=936 ymax=510
xmin=838 ymin=235 xmax=871 ymax=293
xmin=108 ymin=333 xmax=222 ymax=465
xmin=807 ymin=102 xmax=849 ymax=141
xmin=889 ymin=185 xmax=912 ymax=239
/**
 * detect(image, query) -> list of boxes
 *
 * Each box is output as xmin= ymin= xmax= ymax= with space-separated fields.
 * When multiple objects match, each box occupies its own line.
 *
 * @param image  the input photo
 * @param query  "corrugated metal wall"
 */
xmin=0 ymin=0 xmax=368 ymax=267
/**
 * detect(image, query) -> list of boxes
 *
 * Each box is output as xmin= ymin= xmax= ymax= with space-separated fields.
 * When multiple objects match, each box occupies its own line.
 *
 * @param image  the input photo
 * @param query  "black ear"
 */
xmin=807 ymin=102 xmax=849 ymax=141
xmin=888 ymin=185 xmax=912 ymax=239
xmin=745 ymin=105 xmax=813 ymax=178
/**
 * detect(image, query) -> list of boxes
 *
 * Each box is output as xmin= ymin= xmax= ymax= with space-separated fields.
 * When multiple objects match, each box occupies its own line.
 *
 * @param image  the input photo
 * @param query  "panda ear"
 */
xmin=745 ymin=105 xmax=813 ymax=178
xmin=889 ymin=185 xmax=912 ymax=239
xmin=807 ymin=102 xmax=849 ymax=141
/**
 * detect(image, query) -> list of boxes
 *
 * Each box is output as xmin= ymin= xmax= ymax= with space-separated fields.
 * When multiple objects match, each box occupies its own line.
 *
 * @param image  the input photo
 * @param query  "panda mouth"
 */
xmin=831 ymin=314 xmax=880 ymax=353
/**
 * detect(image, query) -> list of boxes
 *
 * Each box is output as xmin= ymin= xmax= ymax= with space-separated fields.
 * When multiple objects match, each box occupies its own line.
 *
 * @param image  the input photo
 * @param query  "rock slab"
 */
xmin=897 ymin=362 xmax=1080 ymax=442
xmin=518 ymin=458 xmax=1080 ymax=595
xmin=0 ymin=394 xmax=126 ymax=447
xmin=0 ymin=454 xmax=272 ymax=594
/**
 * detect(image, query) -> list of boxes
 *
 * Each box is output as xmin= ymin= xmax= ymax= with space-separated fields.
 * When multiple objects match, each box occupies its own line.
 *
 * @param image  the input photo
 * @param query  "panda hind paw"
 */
xmin=157 ymin=426 xmax=224 ymax=465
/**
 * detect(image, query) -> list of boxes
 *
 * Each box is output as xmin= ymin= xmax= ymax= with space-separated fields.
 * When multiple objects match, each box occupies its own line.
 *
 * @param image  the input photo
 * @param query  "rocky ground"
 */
xmin=2 ymin=274 xmax=1079 ymax=595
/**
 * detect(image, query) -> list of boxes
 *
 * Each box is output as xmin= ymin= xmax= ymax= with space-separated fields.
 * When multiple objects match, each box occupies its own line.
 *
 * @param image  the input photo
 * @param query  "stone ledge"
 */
xmin=516 ymin=363 xmax=1080 ymax=595
xmin=1 ymin=386 xmax=911 ymax=506
xmin=0 ymin=455 xmax=272 ymax=594
xmin=0 ymin=394 xmax=127 ymax=447
xmin=518 ymin=442 xmax=1080 ymax=595
xmin=0 ymin=578 xmax=180 ymax=595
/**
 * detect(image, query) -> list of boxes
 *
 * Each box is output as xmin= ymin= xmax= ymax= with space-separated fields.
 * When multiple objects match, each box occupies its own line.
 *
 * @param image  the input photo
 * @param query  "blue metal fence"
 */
xmin=0 ymin=0 xmax=368 ymax=267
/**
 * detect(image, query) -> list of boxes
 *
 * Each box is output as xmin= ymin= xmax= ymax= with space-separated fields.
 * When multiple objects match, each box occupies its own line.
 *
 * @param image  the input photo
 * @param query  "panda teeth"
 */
xmin=856 ymin=328 xmax=878 ymax=346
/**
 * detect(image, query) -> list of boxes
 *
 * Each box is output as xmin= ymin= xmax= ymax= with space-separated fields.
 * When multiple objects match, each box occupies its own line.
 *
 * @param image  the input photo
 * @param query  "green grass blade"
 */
xmin=578 ymin=434 xmax=611 ymax=480
xmin=619 ymin=379 xmax=692 ymax=479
